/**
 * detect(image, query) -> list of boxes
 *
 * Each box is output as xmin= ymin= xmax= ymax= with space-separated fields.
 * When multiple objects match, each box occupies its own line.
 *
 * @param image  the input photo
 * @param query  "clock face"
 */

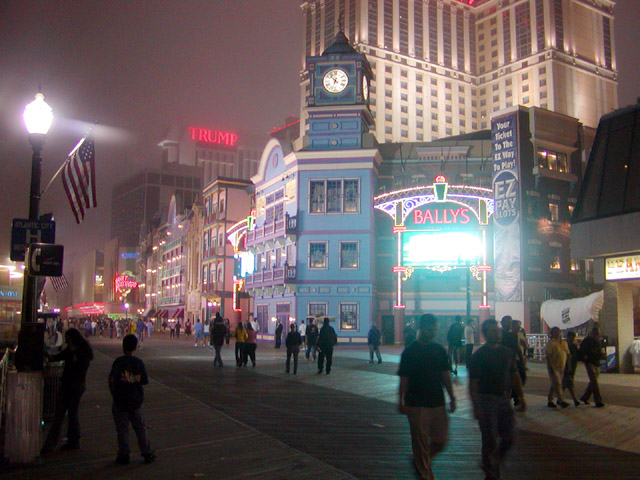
xmin=322 ymin=69 xmax=349 ymax=93
xmin=362 ymin=76 xmax=369 ymax=100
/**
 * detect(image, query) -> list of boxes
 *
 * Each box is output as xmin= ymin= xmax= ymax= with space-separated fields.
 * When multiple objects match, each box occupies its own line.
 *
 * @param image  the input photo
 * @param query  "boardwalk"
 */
xmin=3 ymin=335 xmax=640 ymax=480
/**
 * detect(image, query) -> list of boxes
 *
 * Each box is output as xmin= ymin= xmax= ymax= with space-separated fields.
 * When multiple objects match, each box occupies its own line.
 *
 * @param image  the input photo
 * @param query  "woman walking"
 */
xmin=285 ymin=323 xmax=302 ymax=374
xmin=42 ymin=328 xmax=94 ymax=453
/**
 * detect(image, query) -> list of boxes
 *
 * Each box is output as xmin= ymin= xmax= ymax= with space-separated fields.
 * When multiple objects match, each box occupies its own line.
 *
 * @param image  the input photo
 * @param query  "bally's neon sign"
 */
xmin=412 ymin=207 xmax=471 ymax=225
xmin=189 ymin=127 xmax=239 ymax=147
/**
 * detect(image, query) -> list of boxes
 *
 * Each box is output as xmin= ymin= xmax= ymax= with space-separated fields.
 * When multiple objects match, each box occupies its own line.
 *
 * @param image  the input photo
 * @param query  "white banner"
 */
xmin=541 ymin=291 xmax=604 ymax=330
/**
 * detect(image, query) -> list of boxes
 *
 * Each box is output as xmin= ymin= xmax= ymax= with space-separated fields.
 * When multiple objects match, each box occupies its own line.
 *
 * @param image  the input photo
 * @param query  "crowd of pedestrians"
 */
xmin=41 ymin=312 xmax=608 ymax=478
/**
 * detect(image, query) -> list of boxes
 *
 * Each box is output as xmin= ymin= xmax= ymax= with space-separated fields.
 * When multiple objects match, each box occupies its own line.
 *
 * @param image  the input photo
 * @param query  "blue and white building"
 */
xmin=245 ymin=33 xmax=378 ymax=343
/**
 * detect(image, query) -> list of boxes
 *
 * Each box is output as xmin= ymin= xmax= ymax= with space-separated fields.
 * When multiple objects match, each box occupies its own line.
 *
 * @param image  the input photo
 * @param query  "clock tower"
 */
xmin=304 ymin=31 xmax=375 ymax=150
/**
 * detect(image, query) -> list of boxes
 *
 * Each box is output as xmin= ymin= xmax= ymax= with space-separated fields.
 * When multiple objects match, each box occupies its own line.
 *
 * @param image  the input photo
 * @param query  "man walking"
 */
xmin=211 ymin=313 xmax=226 ymax=367
xmin=398 ymin=314 xmax=455 ymax=480
xmin=578 ymin=327 xmax=605 ymax=407
xmin=468 ymin=319 xmax=526 ymax=480
xmin=108 ymin=334 xmax=155 ymax=465
xmin=317 ymin=317 xmax=337 ymax=374
xmin=305 ymin=318 xmax=319 ymax=361
xmin=446 ymin=316 xmax=464 ymax=375
xmin=546 ymin=327 xmax=570 ymax=408
xmin=299 ymin=319 xmax=306 ymax=348
xmin=368 ymin=322 xmax=383 ymax=364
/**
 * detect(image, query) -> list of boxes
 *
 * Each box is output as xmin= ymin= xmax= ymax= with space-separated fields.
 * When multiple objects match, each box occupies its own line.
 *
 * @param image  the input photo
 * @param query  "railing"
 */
xmin=0 ymin=348 xmax=10 ymax=426
xmin=526 ymin=334 xmax=548 ymax=362
xmin=246 ymin=215 xmax=297 ymax=247
xmin=245 ymin=265 xmax=296 ymax=288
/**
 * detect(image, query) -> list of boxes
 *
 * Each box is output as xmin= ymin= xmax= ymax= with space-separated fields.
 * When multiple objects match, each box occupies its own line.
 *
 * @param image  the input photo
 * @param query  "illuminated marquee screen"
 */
xmin=402 ymin=202 xmax=482 ymax=266
xmin=402 ymin=231 xmax=483 ymax=266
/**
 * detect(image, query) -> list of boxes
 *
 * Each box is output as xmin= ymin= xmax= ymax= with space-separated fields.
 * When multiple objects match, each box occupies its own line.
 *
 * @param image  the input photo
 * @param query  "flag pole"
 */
xmin=39 ymin=136 xmax=86 ymax=200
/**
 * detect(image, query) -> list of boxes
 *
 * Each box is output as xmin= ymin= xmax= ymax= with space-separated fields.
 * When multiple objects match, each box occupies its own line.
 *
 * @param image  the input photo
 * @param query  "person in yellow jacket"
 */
xmin=546 ymin=327 xmax=570 ymax=408
xmin=234 ymin=322 xmax=248 ymax=367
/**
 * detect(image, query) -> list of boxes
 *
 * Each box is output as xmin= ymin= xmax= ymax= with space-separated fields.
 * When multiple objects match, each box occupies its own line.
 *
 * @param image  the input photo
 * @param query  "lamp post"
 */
xmin=20 ymin=92 xmax=53 ymax=328
xmin=124 ymin=302 xmax=129 ymax=322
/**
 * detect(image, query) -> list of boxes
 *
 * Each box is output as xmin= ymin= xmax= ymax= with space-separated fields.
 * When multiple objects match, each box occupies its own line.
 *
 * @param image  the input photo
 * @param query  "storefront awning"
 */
xmin=142 ymin=308 xmax=156 ymax=318
xmin=166 ymin=307 xmax=184 ymax=319
xmin=541 ymin=291 xmax=604 ymax=330
xmin=156 ymin=309 xmax=166 ymax=319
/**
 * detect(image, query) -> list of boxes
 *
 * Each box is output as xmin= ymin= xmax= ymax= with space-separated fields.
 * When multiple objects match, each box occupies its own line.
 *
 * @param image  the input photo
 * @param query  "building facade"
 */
xmin=571 ymin=103 xmax=640 ymax=373
xmin=202 ymin=177 xmax=253 ymax=324
xmin=300 ymin=0 xmax=617 ymax=142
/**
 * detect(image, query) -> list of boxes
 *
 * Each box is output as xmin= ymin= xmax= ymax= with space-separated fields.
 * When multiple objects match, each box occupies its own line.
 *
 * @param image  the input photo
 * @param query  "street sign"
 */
xmin=10 ymin=218 xmax=56 ymax=261
xmin=27 ymin=243 xmax=64 ymax=277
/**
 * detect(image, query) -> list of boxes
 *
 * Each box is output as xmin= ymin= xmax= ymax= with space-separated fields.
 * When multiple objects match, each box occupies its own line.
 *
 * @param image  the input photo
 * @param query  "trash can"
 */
xmin=42 ymin=362 xmax=64 ymax=421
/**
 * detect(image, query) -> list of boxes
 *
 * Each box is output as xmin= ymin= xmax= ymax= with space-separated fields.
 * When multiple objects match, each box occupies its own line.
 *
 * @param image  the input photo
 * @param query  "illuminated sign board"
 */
xmin=605 ymin=255 xmax=640 ymax=281
xmin=402 ymin=231 xmax=483 ymax=266
xmin=115 ymin=274 xmax=138 ymax=293
xmin=411 ymin=207 xmax=471 ymax=225
xmin=188 ymin=127 xmax=238 ymax=147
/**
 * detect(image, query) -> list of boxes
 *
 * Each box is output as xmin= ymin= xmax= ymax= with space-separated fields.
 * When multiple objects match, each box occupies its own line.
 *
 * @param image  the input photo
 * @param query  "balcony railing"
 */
xmin=247 ymin=214 xmax=297 ymax=247
xmin=245 ymin=265 xmax=297 ymax=289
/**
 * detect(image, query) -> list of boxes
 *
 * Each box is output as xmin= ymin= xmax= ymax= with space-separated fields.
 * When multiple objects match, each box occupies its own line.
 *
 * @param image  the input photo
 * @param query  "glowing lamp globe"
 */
xmin=23 ymin=93 xmax=53 ymax=135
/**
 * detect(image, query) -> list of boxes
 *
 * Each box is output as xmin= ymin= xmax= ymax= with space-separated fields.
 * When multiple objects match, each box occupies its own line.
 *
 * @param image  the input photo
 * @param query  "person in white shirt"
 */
xmin=298 ymin=320 xmax=306 ymax=348
xmin=464 ymin=319 xmax=475 ymax=365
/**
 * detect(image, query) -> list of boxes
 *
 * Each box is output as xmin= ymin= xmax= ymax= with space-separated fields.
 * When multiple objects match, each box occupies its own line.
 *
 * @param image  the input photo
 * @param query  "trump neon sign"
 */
xmin=189 ymin=127 xmax=238 ymax=147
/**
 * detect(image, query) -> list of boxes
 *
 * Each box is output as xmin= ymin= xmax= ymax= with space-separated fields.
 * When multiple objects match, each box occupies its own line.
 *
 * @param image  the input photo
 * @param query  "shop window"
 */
xmin=549 ymin=203 xmax=559 ymax=222
xmin=340 ymin=302 xmax=359 ymax=331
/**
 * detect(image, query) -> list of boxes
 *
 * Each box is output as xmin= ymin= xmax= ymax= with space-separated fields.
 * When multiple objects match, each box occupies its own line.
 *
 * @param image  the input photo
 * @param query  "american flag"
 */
xmin=62 ymin=137 xmax=97 ymax=224
xmin=49 ymin=274 xmax=69 ymax=292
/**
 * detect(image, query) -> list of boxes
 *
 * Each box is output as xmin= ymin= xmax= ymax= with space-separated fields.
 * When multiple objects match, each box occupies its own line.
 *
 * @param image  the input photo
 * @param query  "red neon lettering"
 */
xmin=450 ymin=209 xmax=460 ymax=223
xmin=188 ymin=127 xmax=239 ymax=147
xmin=459 ymin=208 xmax=470 ymax=224
xmin=413 ymin=210 xmax=424 ymax=224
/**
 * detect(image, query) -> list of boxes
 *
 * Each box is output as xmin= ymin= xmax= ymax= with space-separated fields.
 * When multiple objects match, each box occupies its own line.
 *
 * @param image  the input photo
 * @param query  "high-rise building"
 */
xmin=300 ymin=0 xmax=617 ymax=141
xmin=110 ymin=164 xmax=204 ymax=247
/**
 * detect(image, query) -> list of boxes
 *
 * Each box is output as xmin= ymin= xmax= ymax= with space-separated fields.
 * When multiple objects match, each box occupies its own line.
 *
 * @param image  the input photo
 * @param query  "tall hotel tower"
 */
xmin=300 ymin=0 xmax=618 ymax=142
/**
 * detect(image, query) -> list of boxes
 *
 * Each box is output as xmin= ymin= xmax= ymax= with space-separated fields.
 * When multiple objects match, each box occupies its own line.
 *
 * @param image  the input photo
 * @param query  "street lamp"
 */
xmin=20 ymin=92 xmax=53 ymax=327
xmin=124 ymin=303 xmax=129 ymax=321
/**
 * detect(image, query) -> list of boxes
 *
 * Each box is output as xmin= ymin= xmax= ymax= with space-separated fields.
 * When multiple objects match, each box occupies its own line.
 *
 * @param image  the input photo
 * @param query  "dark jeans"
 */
xmin=318 ymin=347 xmax=334 ymax=373
xmin=581 ymin=362 xmax=603 ymax=404
xmin=213 ymin=344 xmax=223 ymax=366
xmin=44 ymin=383 xmax=85 ymax=449
xmin=275 ymin=334 xmax=282 ymax=348
xmin=112 ymin=404 xmax=152 ymax=457
xmin=305 ymin=343 xmax=317 ymax=360
xmin=286 ymin=346 xmax=299 ymax=373
xmin=369 ymin=344 xmax=382 ymax=362
xmin=244 ymin=343 xmax=257 ymax=366
xmin=235 ymin=342 xmax=245 ymax=366
xmin=477 ymin=393 xmax=515 ymax=480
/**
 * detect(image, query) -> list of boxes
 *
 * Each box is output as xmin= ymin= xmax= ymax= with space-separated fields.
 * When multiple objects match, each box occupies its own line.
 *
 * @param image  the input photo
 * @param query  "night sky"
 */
xmin=1 ymin=0 xmax=638 ymax=269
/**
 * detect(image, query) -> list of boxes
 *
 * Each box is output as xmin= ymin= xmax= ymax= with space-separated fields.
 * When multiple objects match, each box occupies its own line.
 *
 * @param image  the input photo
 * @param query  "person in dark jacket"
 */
xmin=211 ymin=313 xmax=226 ymax=367
xmin=305 ymin=318 xmax=319 ymax=361
xmin=317 ymin=317 xmax=338 ymax=374
xmin=368 ymin=323 xmax=382 ymax=364
xmin=109 ymin=334 xmax=155 ymax=465
xmin=42 ymin=328 xmax=93 ymax=453
xmin=275 ymin=320 xmax=284 ymax=349
xmin=578 ymin=327 xmax=605 ymax=407
xmin=285 ymin=323 xmax=302 ymax=374
xmin=447 ymin=316 xmax=464 ymax=375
